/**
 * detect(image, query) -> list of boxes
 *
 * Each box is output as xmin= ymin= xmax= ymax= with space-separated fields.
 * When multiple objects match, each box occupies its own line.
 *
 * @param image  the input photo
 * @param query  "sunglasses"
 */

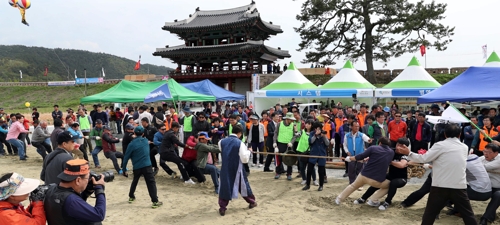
xmin=160 ymin=128 xmax=166 ymax=131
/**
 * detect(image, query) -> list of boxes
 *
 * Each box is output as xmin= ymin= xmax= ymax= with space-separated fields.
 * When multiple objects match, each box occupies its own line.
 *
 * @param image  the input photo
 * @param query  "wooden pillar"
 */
xmin=228 ymin=78 xmax=233 ymax=91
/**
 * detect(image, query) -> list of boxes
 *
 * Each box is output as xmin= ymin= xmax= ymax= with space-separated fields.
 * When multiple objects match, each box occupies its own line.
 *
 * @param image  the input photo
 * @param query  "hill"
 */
xmin=0 ymin=45 xmax=173 ymax=82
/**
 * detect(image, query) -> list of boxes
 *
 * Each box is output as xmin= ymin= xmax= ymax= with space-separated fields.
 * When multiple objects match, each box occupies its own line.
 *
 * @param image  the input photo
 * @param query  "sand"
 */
xmin=1 ymin=144 xmax=495 ymax=225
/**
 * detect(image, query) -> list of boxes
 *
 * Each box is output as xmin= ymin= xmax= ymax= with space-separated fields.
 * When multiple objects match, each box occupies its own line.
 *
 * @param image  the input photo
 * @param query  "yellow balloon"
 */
xmin=25 ymin=102 xmax=30 ymax=107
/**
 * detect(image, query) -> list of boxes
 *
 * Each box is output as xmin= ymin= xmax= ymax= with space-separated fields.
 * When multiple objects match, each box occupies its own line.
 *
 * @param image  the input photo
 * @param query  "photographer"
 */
xmin=302 ymin=122 xmax=329 ymax=192
xmin=0 ymin=172 xmax=46 ymax=225
xmin=41 ymin=131 xmax=78 ymax=185
xmin=44 ymin=159 xmax=106 ymax=224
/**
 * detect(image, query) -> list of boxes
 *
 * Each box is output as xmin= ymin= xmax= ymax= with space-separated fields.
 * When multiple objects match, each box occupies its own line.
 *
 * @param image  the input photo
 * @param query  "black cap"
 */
xmin=57 ymin=131 xmax=74 ymax=144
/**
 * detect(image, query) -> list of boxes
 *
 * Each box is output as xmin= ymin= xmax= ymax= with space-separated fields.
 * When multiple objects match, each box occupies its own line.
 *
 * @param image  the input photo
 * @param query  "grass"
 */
xmin=1 ymin=84 xmax=115 ymax=113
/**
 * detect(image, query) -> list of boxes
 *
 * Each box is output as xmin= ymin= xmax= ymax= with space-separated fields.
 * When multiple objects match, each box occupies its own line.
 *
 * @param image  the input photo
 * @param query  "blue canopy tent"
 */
xmin=418 ymin=67 xmax=500 ymax=103
xmin=180 ymin=79 xmax=245 ymax=101
xmin=144 ymin=79 xmax=215 ymax=103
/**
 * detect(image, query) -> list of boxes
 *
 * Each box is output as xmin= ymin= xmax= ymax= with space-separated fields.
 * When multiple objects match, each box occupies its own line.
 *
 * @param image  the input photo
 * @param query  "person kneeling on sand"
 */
xmin=336 ymin=137 xmax=394 ymax=205
xmin=195 ymin=132 xmax=221 ymax=194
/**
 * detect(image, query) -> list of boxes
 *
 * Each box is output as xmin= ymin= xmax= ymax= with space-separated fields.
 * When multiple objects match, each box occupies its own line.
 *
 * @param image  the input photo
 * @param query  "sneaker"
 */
xmin=274 ymin=174 xmax=280 ymax=179
xmin=313 ymin=180 xmax=319 ymax=186
xmin=258 ymin=164 xmax=263 ymax=168
xmin=400 ymin=202 xmax=408 ymax=208
xmin=128 ymin=197 xmax=135 ymax=203
xmin=251 ymin=163 xmax=256 ymax=167
xmin=170 ymin=171 xmax=178 ymax=179
xmin=152 ymin=202 xmax=163 ymax=209
xmin=95 ymin=165 xmax=101 ymax=169
xmin=287 ymin=175 xmax=292 ymax=181
xmin=153 ymin=168 xmax=159 ymax=176
xmin=353 ymin=198 xmax=365 ymax=205
xmin=219 ymin=209 xmax=226 ymax=216
xmin=249 ymin=202 xmax=258 ymax=209
xmin=300 ymin=180 xmax=307 ymax=185
xmin=379 ymin=202 xmax=390 ymax=211
xmin=185 ymin=179 xmax=196 ymax=184
xmin=324 ymin=176 xmax=328 ymax=183
xmin=119 ymin=169 xmax=123 ymax=175
xmin=335 ymin=197 xmax=341 ymax=205
xmin=318 ymin=186 xmax=323 ymax=191
xmin=302 ymin=185 xmax=310 ymax=191
xmin=367 ymin=200 xmax=380 ymax=207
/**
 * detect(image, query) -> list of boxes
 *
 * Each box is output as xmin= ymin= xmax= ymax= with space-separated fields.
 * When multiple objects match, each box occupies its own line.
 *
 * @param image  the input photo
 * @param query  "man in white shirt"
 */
xmin=218 ymin=124 xmax=256 ymax=216
xmin=135 ymin=106 xmax=153 ymax=125
xmin=478 ymin=144 xmax=500 ymax=225
xmin=397 ymin=123 xmax=477 ymax=224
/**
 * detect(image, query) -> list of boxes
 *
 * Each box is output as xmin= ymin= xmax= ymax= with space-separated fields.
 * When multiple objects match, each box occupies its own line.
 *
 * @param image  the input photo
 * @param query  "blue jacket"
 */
xmin=153 ymin=131 xmax=164 ymax=146
xmin=410 ymin=122 xmax=432 ymax=142
xmin=463 ymin=126 xmax=475 ymax=148
xmin=0 ymin=125 xmax=7 ymax=134
xmin=67 ymin=127 xmax=82 ymax=142
xmin=345 ymin=132 xmax=366 ymax=156
xmin=308 ymin=131 xmax=328 ymax=166
xmin=122 ymin=137 xmax=151 ymax=171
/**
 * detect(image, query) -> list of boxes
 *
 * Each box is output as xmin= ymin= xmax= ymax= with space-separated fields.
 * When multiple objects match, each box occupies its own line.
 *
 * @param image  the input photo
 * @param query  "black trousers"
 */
xmin=32 ymin=141 xmax=52 ymax=159
xmin=334 ymin=133 xmax=341 ymax=157
xmin=306 ymin=163 xmax=325 ymax=186
xmin=104 ymin=151 xmax=123 ymax=173
xmin=402 ymin=172 xmax=432 ymax=206
xmin=0 ymin=134 xmax=13 ymax=154
xmin=411 ymin=140 xmax=429 ymax=153
xmin=276 ymin=142 xmax=293 ymax=175
xmin=129 ymin=166 xmax=158 ymax=203
xmin=361 ymin=177 xmax=407 ymax=204
xmin=482 ymin=188 xmax=500 ymax=222
xmin=263 ymin=142 xmax=274 ymax=171
xmin=421 ymin=187 xmax=477 ymax=225
xmin=78 ymin=143 xmax=89 ymax=161
xmin=159 ymin=158 xmax=174 ymax=175
xmin=160 ymin=151 xmax=204 ymax=182
xmin=150 ymin=145 xmax=158 ymax=169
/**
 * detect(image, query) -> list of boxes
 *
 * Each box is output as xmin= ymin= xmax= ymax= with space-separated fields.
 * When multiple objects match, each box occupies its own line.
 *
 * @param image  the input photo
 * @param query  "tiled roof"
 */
xmin=153 ymin=40 xmax=290 ymax=58
xmin=162 ymin=3 xmax=282 ymax=33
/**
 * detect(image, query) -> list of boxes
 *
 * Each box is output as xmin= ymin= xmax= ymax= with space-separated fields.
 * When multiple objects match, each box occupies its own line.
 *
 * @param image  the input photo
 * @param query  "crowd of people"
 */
xmin=2 ymin=100 xmax=500 ymax=224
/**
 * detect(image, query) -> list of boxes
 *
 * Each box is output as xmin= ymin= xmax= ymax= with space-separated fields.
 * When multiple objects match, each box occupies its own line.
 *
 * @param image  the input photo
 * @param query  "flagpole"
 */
xmin=447 ymin=101 xmax=493 ymax=141
xmin=84 ymin=68 xmax=87 ymax=96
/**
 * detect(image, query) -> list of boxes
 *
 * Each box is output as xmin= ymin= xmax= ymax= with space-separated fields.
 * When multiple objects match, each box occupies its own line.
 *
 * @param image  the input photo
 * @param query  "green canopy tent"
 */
xmin=80 ymin=80 xmax=166 ymax=103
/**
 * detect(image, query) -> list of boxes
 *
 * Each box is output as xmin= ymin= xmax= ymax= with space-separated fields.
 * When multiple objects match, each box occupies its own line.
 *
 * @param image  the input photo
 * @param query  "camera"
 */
xmin=29 ymin=184 xmax=56 ymax=202
xmin=85 ymin=170 xmax=114 ymax=192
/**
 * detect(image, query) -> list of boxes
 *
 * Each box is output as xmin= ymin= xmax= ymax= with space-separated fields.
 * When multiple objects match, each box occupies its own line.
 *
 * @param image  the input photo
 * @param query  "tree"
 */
xmin=295 ymin=0 xmax=455 ymax=83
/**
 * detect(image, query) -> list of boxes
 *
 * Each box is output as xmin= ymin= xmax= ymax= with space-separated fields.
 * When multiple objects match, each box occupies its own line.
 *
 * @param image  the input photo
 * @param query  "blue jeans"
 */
xmin=299 ymin=159 xmax=316 ymax=181
xmin=116 ymin=120 xmax=122 ymax=134
xmin=200 ymin=164 xmax=220 ymax=192
xmin=7 ymin=139 xmax=25 ymax=159
xmin=92 ymin=146 xmax=103 ymax=166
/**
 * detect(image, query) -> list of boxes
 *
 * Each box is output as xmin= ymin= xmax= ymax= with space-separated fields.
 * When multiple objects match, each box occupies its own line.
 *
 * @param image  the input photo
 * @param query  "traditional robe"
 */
xmin=218 ymin=134 xmax=252 ymax=200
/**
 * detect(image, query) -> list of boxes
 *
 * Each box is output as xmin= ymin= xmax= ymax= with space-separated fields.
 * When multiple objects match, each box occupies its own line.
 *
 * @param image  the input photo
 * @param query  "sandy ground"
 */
xmin=1 ymin=143 xmax=496 ymax=225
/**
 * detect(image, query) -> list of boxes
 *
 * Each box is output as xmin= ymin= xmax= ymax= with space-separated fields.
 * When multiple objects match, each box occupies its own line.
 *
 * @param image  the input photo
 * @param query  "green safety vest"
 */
xmin=296 ymin=130 xmax=310 ymax=153
xmin=79 ymin=115 xmax=91 ymax=130
xmin=229 ymin=123 xmax=233 ymax=134
xmin=277 ymin=121 xmax=294 ymax=144
xmin=184 ymin=115 xmax=193 ymax=132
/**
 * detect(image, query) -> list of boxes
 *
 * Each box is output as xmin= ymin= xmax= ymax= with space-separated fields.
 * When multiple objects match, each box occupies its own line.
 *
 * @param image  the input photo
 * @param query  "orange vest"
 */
xmin=479 ymin=127 xmax=498 ymax=150
xmin=164 ymin=118 xmax=173 ymax=130
xmin=357 ymin=113 xmax=367 ymax=127
xmin=334 ymin=118 xmax=342 ymax=133
xmin=246 ymin=121 xmax=252 ymax=130
xmin=261 ymin=120 xmax=269 ymax=137
xmin=323 ymin=122 xmax=332 ymax=139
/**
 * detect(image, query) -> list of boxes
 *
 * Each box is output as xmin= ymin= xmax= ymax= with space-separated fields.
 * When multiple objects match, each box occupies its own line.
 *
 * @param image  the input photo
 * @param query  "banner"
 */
xmin=483 ymin=45 xmax=488 ymax=59
xmin=75 ymin=78 xmax=104 ymax=84
xmin=48 ymin=81 xmax=75 ymax=86
xmin=252 ymin=74 xmax=260 ymax=91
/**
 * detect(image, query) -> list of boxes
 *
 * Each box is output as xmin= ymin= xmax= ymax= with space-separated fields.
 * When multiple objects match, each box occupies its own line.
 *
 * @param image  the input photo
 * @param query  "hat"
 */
xmin=383 ymin=106 xmax=390 ymax=112
xmin=210 ymin=113 xmax=219 ymax=118
xmin=250 ymin=114 xmax=259 ymax=120
xmin=430 ymin=104 xmax=440 ymax=109
xmin=57 ymin=159 xmax=90 ymax=182
xmin=134 ymin=125 xmax=145 ymax=134
xmin=182 ymin=107 xmax=191 ymax=113
xmin=57 ymin=131 xmax=74 ymax=143
xmin=95 ymin=119 xmax=103 ymax=124
xmin=0 ymin=173 xmax=40 ymax=200
xmin=198 ymin=132 xmax=209 ymax=139
xmin=103 ymin=125 xmax=111 ymax=131
xmin=125 ymin=124 xmax=135 ymax=130
xmin=284 ymin=112 xmax=296 ymax=121
xmin=165 ymin=111 xmax=172 ymax=116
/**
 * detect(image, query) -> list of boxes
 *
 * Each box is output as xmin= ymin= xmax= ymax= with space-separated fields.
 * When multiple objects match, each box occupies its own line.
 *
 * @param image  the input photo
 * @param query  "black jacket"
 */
xmin=160 ymin=130 xmax=185 ymax=154
xmin=266 ymin=121 xmax=277 ymax=147
xmin=192 ymin=120 xmax=210 ymax=135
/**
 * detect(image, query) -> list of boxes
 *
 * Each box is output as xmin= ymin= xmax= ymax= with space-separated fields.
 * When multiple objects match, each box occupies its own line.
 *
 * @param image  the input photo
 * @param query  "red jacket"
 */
xmin=101 ymin=132 xmax=119 ymax=153
xmin=182 ymin=136 xmax=197 ymax=162
xmin=388 ymin=120 xmax=407 ymax=141
xmin=0 ymin=201 xmax=46 ymax=225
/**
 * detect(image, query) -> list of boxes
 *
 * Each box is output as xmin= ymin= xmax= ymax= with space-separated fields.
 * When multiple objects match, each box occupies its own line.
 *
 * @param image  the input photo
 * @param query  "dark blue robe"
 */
xmin=219 ymin=135 xmax=253 ymax=200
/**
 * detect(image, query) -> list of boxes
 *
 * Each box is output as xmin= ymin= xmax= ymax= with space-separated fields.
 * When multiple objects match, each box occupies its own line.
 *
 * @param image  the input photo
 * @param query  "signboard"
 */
xmin=252 ymin=74 xmax=260 ymax=91
xmin=48 ymin=81 xmax=76 ymax=86
xmin=375 ymin=88 xmax=435 ymax=97
xmin=75 ymin=78 xmax=103 ymax=84
xmin=375 ymin=89 xmax=392 ymax=97
xmin=255 ymin=89 xmax=374 ymax=98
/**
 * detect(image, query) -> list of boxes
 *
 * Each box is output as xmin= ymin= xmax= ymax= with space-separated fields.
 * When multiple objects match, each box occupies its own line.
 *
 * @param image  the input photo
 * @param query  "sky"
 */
xmin=1 ymin=0 xmax=499 ymax=71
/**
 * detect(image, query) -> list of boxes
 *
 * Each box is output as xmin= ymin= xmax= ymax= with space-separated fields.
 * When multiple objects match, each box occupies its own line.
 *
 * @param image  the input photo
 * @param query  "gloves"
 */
xmin=423 ymin=164 xmax=431 ymax=170
xmin=287 ymin=143 xmax=293 ymax=148
xmin=344 ymin=156 xmax=351 ymax=162
xmin=119 ymin=138 xmax=123 ymax=142
xmin=95 ymin=136 xmax=101 ymax=140
xmin=469 ymin=148 xmax=474 ymax=155
xmin=84 ymin=136 xmax=89 ymax=139
xmin=330 ymin=139 xmax=335 ymax=145
xmin=273 ymin=143 xmax=277 ymax=149
xmin=274 ymin=147 xmax=279 ymax=153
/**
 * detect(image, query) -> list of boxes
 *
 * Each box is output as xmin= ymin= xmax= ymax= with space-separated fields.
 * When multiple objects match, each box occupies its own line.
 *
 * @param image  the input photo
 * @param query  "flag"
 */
xmin=102 ymin=67 xmax=105 ymax=77
xmin=44 ymin=67 xmax=48 ymax=76
xmin=19 ymin=70 xmax=22 ymax=79
xmin=134 ymin=55 xmax=141 ymax=70
xmin=420 ymin=45 xmax=426 ymax=56
xmin=482 ymin=45 xmax=488 ymax=59
xmin=74 ymin=69 xmax=77 ymax=79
